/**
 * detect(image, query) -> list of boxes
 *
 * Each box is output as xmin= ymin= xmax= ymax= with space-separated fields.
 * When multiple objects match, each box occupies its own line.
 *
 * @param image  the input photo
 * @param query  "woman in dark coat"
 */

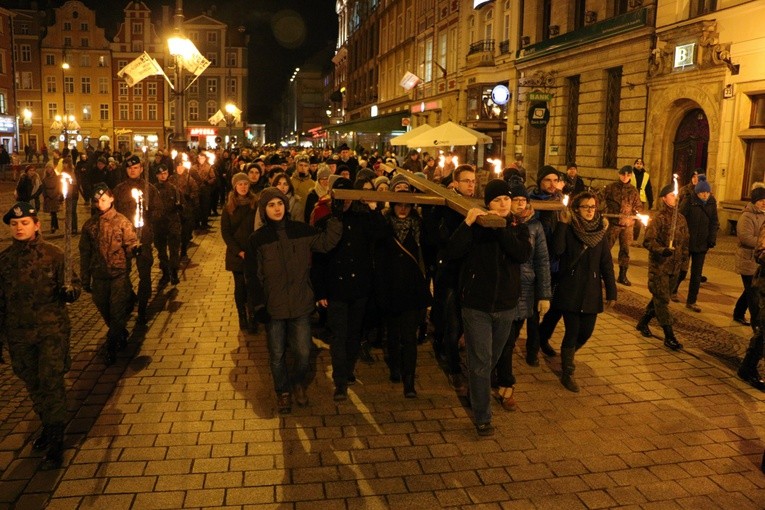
xmin=550 ymin=191 xmax=617 ymax=392
xmin=41 ymin=163 xmax=62 ymax=233
xmin=374 ymin=185 xmax=433 ymax=397
xmin=221 ymin=172 xmax=258 ymax=331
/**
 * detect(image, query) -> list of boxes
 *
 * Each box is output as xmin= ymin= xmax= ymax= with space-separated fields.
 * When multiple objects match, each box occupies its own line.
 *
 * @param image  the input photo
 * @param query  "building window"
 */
xmin=189 ymin=31 xmax=199 ymax=42
xmin=82 ymin=104 xmax=92 ymax=120
xmin=118 ymin=60 xmax=127 ymax=70
xmin=133 ymin=83 xmax=143 ymax=97
xmin=118 ymin=82 xmax=128 ymax=97
xmin=80 ymin=53 xmax=90 ymax=66
xmin=21 ymin=72 xmax=33 ymax=89
xmin=133 ymin=22 xmax=143 ymax=34
xmin=208 ymin=32 xmax=217 ymax=43
xmin=147 ymin=82 xmax=157 ymax=96
xmin=169 ymin=103 xmax=175 ymax=121
xmin=188 ymin=100 xmax=199 ymax=120
xmin=541 ymin=0 xmax=552 ymax=41
xmin=602 ymin=67 xmax=622 ymax=168
xmin=750 ymin=94 xmax=765 ymax=128
xmin=64 ymin=76 xmax=74 ymax=94
xmin=148 ymin=103 xmax=157 ymax=120
xmin=48 ymin=102 xmax=57 ymax=119
xmin=743 ymin=95 xmax=765 ymax=198
xmin=575 ymin=0 xmax=587 ymax=29
xmin=45 ymin=54 xmax=55 ymax=66
xmin=207 ymin=78 xmax=217 ymax=94
xmin=81 ymin=77 xmax=91 ymax=94
xmin=20 ymin=23 xmax=30 ymax=35
xmin=81 ymin=38 xmax=89 ymax=47
xmin=0 ymin=93 xmax=6 ymax=115
xmin=100 ymin=103 xmax=109 ymax=120
xmin=614 ymin=0 xmax=629 ymax=16
xmin=566 ymin=75 xmax=580 ymax=165
xmin=206 ymin=53 xmax=217 ymax=67
xmin=20 ymin=44 xmax=31 ymax=62
xmin=64 ymin=37 xmax=72 ymax=47
xmin=188 ymin=78 xmax=198 ymax=95
xmin=63 ymin=22 xmax=72 ymax=31
xmin=226 ymin=52 xmax=237 ymax=67
xmin=207 ymin=100 xmax=217 ymax=118
xmin=80 ymin=23 xmax=88 ymax=31
xmin=132 ymin=40 xmax=143 ymax=52
xmin=99 ymin=77 xmax=108 ymax=94
xmin=119 ymin=103 xmax=129 ymax=120
xmin=227 ymin=78 xmax=236 ymax=94
xmin=46 ymin=76 xmax=56 ymax=93
xmin=690 ymin=0 xmax=716 ymax=17
xmin=98 ymin=56 xmax=106 ymax=67
xmin=133 ymin=104 xmax=143 ymax=120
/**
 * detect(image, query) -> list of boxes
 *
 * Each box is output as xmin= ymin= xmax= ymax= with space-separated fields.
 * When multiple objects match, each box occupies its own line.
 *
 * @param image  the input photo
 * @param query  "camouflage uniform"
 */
xmin=601 ymin=180 xmax=643 ymax=268
xmin=79 ymin=206 xmax=138 ymax=357
xmin=169 ymin=172 xmax=199 ymax=258
xmin=641 ymin=204 xmax=690 ymax=327
xmin=113 ymin=178 xmax=162 ymax=320
xmin=153 ymin=180 xmax=182 ymax=282
xmin=0 ymin=234 xmax=81 ymax=428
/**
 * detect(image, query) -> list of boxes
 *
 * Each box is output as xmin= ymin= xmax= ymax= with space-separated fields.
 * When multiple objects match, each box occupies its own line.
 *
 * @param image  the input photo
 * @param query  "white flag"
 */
xmin=226 ymin=105 xmax=242 ymax=123
xmin=180 ymin=42 xmax=211 ymax=77
xmin=208 ymin=110 xmax=225 ymax=125
xmin=118 ymin=52 xmax=164 ymax=87
xmin=400 ymin=71 xmax=421 ymax=91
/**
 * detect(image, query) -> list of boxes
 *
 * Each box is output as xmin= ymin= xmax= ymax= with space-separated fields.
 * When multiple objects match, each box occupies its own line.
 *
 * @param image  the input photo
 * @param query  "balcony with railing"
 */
xmin=466 ymin=39 xmax=495 ymax=68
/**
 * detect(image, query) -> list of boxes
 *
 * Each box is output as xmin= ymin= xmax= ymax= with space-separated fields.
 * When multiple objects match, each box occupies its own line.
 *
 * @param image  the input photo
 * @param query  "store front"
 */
xmin=187 ymin=127 xmax=219 ymax=150
xmin=329 ymin=111 xmax=409 ymax=153
xmin=0 ymin=114 xmax=18 ymax=153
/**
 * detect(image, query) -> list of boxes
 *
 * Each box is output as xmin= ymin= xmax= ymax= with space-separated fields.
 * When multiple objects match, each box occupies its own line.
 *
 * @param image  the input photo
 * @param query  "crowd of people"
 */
xmin=2 ymin=140 xmax=765 ymax=470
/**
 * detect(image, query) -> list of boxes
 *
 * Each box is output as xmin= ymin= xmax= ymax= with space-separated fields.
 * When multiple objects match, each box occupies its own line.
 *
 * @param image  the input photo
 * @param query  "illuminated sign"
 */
xmin=473 ymin=0 xmax=493 ymax=8
xmin=371 ymin=105 xmax=378 ymax=117
xmin=189 ymin=127 xmax=216 ymax=136
xmin=410 ymin=100 xmax=442 ymax=113
xmin=491 ymin=85 xmax=511 ymax=106
xmin=674 ymin=43 xmax=695 ymax=69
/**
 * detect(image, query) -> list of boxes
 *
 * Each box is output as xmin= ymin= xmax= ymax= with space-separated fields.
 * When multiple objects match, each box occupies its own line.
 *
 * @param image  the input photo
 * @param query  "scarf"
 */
xmin=389 ymin=214 xmax=420 ymax=246
xmin=314 ymin=179 xmax=328 ymax=197
xmin=234 ymin=193 xmax=251 ymax=207
xmin=570 ymin=212 xmax=608 ymax=248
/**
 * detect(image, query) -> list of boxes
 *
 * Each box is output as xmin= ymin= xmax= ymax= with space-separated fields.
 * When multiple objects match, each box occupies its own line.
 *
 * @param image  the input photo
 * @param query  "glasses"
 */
xmin=459 ymin=179 xmax=476 ymax=184
xmin=578 ymin=205 xmax=597 ymax=211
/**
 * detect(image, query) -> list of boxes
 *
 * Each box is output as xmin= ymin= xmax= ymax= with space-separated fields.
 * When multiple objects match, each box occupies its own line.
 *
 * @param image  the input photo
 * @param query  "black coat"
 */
xmin=550 ymin=222 xmax=617 ymax=314
xmin=221 ymin=201 xmax=257 ymax=272
xmin=679 ymin=194 xmax=719 ymax=253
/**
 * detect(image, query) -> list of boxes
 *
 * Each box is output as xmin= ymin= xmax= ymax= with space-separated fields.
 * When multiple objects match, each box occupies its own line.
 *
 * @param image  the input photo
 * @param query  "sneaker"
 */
xmin=733 ymin=316 xmax=751 ymax=326
xmin=293 ymin=385 xmax=309 ymax=407
xmin=737 ymin=369 xmax=765 ymax=391
xmin=685 ymin=303 xmax=702 ymax=313
xmin=476 ymin=423 xmax=495 ymax=436
xmin=333 ymin=386 xmax=348 ymax=402
xmin=493 ymin=386 xmax=517 ymax=411
xmin=277 ymin=393 xmax=292 ymax=414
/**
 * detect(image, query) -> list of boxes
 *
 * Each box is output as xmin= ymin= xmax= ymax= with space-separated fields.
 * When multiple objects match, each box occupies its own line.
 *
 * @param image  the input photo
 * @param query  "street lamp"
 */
xmin=224 ymin=102 xmax=237 ymax=149
xmin=60 ymin=61 xmax=71 ymax=150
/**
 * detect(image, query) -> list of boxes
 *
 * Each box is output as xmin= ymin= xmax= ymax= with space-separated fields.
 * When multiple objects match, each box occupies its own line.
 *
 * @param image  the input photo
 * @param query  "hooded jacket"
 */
xmin=736 ymin=202 xmax=765 ymax=276
xmin=513 ymin=206 xmax=552 ymax=319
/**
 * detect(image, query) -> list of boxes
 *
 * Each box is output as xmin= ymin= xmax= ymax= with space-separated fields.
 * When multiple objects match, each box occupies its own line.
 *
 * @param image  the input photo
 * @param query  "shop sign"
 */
xmin=189 ymin=127 xmax=216 ymax=136
xmin=528 ymin=91 xmax=552 ymax=102
xmin=528 ymin=102 xmax=550 ymax=128
xmin=0 ymin=115 xmax=15 ymax=132
xmin=673 ymin=43 xmax=695 ymax=69
xmin=491 ymin=85 xmax=511 ymax=106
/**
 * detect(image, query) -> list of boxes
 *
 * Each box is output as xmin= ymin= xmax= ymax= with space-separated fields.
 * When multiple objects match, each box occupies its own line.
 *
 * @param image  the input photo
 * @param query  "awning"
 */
xmin=328 ymin=111 xmax=409 ymax=134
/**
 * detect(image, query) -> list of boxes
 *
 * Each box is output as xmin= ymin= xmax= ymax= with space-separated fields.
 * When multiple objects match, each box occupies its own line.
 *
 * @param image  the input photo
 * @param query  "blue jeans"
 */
xmin=265 ymin=314 xmax=312 ymax=395
xmin=461 ymin=307 xmax=515 ymax=426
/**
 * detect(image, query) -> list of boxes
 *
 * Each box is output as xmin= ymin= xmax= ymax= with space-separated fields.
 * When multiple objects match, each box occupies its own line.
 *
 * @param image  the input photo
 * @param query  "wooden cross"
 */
xmin=330 ymin=168 xmax=565 ymax=228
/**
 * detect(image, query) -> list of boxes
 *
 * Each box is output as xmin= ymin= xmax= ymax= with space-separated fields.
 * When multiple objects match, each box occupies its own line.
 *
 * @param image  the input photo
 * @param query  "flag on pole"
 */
xmin=208 ymin=110 xmax=225 ymax=126
xmin=180 ymin=42 xmax=211 ymax=77
xmin=118 ymin=52 xmax=167 ymax=87
xmin=400 ymin=71 xmax=422 ymax=91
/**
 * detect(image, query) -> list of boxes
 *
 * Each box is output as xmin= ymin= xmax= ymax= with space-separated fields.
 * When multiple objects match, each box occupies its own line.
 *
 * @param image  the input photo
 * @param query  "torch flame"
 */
xmin=183 ymin=161 xmax=191 ymax=170
xmin=438 ymin=154 xmax=445 ymax=168
xmin=206 ymin=151 xmax=216 ymax=166
xmin=171 ymin=149 xmax=178 ymax=160
xmin=451 ymin=156 xmax=459 ymax=167
xmin=141 ymin=145 xmax=148 ymax=154
xmin=182 ymin=153 xmax=188 ymax=163
xmin=562 ymin=194 xmax=570 ymax=207
xmin=673 ymin=173 xmax=679 ymax=196
xmin=60 ymin=172 xmax=73 ymax=199
xmin=637 ymin=213 xmax=650 ymax=226
xmin=487 ymin=158 xmax=502 ymax=177
xmin=131 ymin=188 xmax=144 ymax=229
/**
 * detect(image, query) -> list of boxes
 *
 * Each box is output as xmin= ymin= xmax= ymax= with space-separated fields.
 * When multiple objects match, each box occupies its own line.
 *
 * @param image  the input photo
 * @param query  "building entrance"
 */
xmin=672 ymin=108 xmax=709 ymax=185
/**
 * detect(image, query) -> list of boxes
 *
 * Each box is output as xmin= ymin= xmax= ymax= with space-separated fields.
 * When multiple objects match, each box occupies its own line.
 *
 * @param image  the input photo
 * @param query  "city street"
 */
xmin=1 ymin=182 xmax=765 ymax=509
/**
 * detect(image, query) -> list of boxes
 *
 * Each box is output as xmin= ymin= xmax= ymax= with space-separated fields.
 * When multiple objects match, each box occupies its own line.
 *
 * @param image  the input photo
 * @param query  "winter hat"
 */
xmin=125 ymin=154 xmax=141 ymax=167
xmin=231 ymin=172 xmax=249 ymax=187
xmin=659 ymin=183 xmax=675 ymax=198
xmin=536 ymin=165 xmax=559 ymax=188
xmin=316 ymin=164 xmax=331 ymax=180
xmin=751 ymin=186 xmax=765 ymax=203
xmin=373 ymin=176 xmax=390 ymax=189
xmin=356 ymin=168 xmax=376 ymax=183
xmin=390 ymin=173 xmax=410 ymax=191
xmin=694 ymin=174 xmax=711 ymax=194
xmin=258 ymin=187 xmax=289 ymax=223
xmin=330 ymin=176 xmax=354 ymax=191
xmin=3 ymin=201 xmax=38 ymax=225
xmin=508 ymin=180 xmax=528 ymax=200
xmin=155 ymin=164 xmax=169 ymax=174
xmin=618 ymin=165 xmax=633 ymax=175
xmin=484 ymin=179 xmax=511 ymax=206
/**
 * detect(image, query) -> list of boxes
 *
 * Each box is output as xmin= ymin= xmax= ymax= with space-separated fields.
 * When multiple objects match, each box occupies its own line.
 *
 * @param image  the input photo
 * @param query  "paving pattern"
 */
xmin=1 ymin=181 xmax=764 ymax=509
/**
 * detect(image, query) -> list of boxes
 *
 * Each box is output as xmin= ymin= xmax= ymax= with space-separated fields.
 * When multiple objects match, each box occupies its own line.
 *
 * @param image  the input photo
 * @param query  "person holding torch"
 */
xmin=600 ymin=165 xmax=644 ymax=286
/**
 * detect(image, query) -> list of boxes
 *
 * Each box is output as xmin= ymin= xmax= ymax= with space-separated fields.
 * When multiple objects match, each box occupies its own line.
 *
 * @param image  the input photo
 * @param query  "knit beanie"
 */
xmin=751 ymin=186 xmax=765 ymax=203
xmin=390 ymin=173 xmax=410 ymax=191
xmin=231 ymin=172 xmax=249 ymax=187
xmin=536 ymin=165 xmax=559 ymax=188
xmin=618 ymin=165 xmax=633 ymax=175
xmin=373 ymin=176 xmax=390 ymax=190
xmin=316 ymin=164 xmax=331 ymax=180
xmin=356 ymin=168 xmax=376 ymax=183
xmin=694 ymin=174 xmax=711 ymax=194
xmin=508 ymin=180 xmax=528 ymax=199
xmin=330 ymin=176 xmax=354 ymax=191
xmin=484 ymin=179 xmax=511 ymax=206
xmin=258 ymin=187 xmax=289 ymax=223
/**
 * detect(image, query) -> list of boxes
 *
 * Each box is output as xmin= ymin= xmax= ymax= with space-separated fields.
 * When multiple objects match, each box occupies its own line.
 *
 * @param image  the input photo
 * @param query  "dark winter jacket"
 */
xmin=221 ymin=198 xmax=257 ymax=272
xmin=679 ymin=194 xmax=719 ymax=253
xmin=514 ymin=208 xmax=552 ymax=320
xmin=736 ymin=202 xmax=765 ymax=276
xmin=443 ymin=219 xmax=531 ymax=313
xmin=550 ymin=221 xmax=617 ymax=314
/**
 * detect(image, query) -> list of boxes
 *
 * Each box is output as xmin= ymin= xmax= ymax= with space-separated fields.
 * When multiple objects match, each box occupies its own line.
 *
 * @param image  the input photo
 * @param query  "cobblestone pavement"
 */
xmin=1 ymin=181 xmax=764 ymax=509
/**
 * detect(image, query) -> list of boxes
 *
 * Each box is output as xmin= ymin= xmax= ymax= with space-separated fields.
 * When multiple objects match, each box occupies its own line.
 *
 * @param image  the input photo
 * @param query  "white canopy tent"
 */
xmin=388 ymin=123 xmax=433 ymax=146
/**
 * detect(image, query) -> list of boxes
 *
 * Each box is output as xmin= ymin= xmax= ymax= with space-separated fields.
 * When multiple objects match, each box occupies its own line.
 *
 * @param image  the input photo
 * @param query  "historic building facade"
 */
xmin=0 ymin=8 xmax=18 ymax=154
xmin=11 ymin=8 xmax=44 ymax=155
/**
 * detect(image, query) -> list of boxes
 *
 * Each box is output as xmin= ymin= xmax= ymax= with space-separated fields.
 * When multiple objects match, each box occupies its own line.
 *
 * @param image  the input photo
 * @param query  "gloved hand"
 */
xmin=331 ymin=198 xmax=345 ymax=219
xmin=538 ymin=299 xmax=550 ymax=316
xmin=254 ymin=306 xmax=271 ymax=324
xmin=660 ymin=247 xmax=674 ymax=257
xmin=132 ymin=244 xmax=142 ymax=257
xmin=60 ymin=286 xmax=81 ymax=303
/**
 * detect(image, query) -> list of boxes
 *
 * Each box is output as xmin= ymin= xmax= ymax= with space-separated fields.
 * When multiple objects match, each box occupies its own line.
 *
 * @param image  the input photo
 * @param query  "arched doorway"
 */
xmin=672 ymin=108 xmax=709 ymax=185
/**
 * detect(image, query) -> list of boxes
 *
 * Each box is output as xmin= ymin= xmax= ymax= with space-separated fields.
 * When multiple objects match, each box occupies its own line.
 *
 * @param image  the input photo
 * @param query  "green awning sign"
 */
xmin=528 ymin=91 xmax=553 ymax=102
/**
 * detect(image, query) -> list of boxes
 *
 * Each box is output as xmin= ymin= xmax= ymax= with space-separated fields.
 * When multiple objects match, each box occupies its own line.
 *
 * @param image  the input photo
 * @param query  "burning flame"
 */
xmin=183 ymin=161 xmax=191 ymax=170
xmin=438 ymin=154 xmax=445 ymax=168
xmin=60 ymin=172 xmax=73 ymax=199
xmin=562 ymin=194 xmax=570 ymax=207
xmin=637 ymin=213 xmax=650 ymax=226
xmin=182 ymin=153 xmax=189 ymax=162
xmin=141 ymin=145 xmax=148 ymax=154
xmin=206 ymin=151 xmax=216 ymax=166
xmin=131 ymin=188 xmax=144 ymax=229
xmin=487 ymin=158 xmax=502 ymax=177
xmin=451 ymin=156 xmax=459 ymax=167
xmin=673 ymin=173 xmax=679 ymax=196
xmin=171 ymin=149 xmax=178 ymax=160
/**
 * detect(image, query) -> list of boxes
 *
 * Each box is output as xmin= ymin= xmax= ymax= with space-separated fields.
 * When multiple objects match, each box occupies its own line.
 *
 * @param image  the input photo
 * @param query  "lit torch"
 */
xmin=562 ymin=194 xmax=570 ymax=207
xmin=668 ymin=173 xmax=679 ymax=249
xmin=131 ymin=188 xmax=144 ymax=243
xmin=171 ymin=149 xmax=178 ymax=161
xmin=487 ymin=158 xmax=502 ymax=178
xmin=451 ymin=155 xmax=459 ymax=167
xmin=60 ymin=172 xmax=74 ymax=287
xmin=636 ymin=213 xmax=650 ymax=227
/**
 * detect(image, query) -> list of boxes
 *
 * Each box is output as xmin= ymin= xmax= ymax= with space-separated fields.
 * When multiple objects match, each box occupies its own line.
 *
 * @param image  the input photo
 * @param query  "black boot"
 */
xmin=636 ymin=311 xmax=654 ymax=338
xmin=170 ymin=270 xmax=180 ymax=286
xmin=617 ymin=267 xmax=632 ymax=286
xmin=40 ymin=422 xmax=64 ymax=471
xmin=738 ymin=334 xmax=765 ymax=390
xmin=560 ymin=347 xmax=579 ymax=392
xmin=662 ymin=325 xmax=683 ymax=350
xmin=540 ymin=340 xmax=557 ymax=357
xmin=32 ymin=425 xmax=50 ymax=451
xmin=158 ymin=270 xmax=170 ymax=286
xmin=403 ymin=374 xmax=417 ymax=398
xmin=237 ymin=305 xmax=248 ymax=331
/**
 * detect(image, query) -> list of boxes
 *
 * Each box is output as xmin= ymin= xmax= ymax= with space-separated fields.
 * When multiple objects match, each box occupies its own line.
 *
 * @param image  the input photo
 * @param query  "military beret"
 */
xmin=93 ymin=182 xmax=110 ymax=200
xmin=155 ymin=164 xmax=169 ymax=174
xmin=125 ymin=154 xmax=141 ymax=167
xmin=659 ymin=183 xmax=675 ymax=198
xmin=618 ymin=165 xmax=633 ymax=175
xmin=3 ymin=202 xmax=37 ymax=225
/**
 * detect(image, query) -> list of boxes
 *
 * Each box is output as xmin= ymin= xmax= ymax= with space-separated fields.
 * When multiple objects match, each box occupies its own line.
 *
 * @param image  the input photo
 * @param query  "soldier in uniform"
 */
xmin=600 ymin=165 xmax=643 ymax=286
xmin=635 ymin=183 xmax=690 ymax=350
xmin=153 ymin=164 xmax=182 ymax=285
xmin=169 ymin=157 xmax=199 ymax=261
xmin=80 ymin=184 xmax=140 ymax=364
xmin=0 ymin=202 xmax=81 ymax=470
xmin=113 ymin=155 xmax=162 ymax=325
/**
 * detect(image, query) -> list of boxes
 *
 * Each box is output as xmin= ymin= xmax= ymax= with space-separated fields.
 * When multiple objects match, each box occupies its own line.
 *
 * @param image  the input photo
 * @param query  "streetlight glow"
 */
xmin=62 ymin=62 xmax=70 ymax=70
xmin=225 ymin=102 xmax=236 ymax=115
xmin=168 ymin=36 xmax=195 ymax=59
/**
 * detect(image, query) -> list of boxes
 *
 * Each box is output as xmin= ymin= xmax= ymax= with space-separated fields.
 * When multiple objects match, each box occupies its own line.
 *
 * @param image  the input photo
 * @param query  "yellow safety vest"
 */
xmin=630 ymin=171 xmax=650 ymax=203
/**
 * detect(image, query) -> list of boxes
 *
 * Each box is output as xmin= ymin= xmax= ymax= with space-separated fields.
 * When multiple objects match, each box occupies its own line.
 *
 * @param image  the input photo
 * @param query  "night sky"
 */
xmin=8 ymin=0 xmax=338 ymax=125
